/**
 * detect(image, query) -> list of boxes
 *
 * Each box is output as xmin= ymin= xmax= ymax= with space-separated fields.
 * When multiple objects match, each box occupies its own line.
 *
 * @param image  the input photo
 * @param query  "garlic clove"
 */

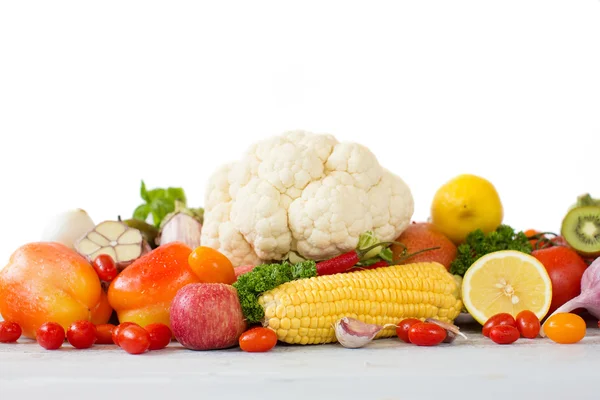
xmin=120 ymin=218 xmax=159 ymax=249
xmin=87 ymin=231 xmax=110 ymax=246
xmin=115 ymin=244 xmax=144 ymax=261
xmin=75 ymin=220 xmax=148 ymax=270
xmin=334 ymin=317 xmax=389 ymax=348
xmin=96 ymin=221 xmax=126 ymax=238
xmin=119 ymin=229 xmax=143 ymax=244
xmin=77 ymin=238 xmax=102 ymax=254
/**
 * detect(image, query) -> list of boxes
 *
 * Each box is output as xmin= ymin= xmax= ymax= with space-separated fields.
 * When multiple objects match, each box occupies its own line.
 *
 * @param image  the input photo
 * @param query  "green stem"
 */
xmin=396 ymin=246 xmax=442 ymax=263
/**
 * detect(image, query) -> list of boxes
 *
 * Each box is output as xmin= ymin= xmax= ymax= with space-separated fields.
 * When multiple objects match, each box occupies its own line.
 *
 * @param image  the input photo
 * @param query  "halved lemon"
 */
xmin=461 ymin=250 xmax=552 ymax=325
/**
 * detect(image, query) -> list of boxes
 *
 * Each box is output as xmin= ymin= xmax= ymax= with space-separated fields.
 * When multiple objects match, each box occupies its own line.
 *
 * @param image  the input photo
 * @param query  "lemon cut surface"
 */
xmin=461 ymin=250 xmax=552 ymax=325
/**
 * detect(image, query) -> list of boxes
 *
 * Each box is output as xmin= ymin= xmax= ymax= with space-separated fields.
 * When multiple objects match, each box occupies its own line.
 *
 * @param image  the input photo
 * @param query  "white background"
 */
xmin=1 ymin=0 xmax=599 ymax=265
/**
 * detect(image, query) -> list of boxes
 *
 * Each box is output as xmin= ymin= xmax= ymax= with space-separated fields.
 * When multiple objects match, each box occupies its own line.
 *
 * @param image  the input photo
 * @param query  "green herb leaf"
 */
xmin=167 ymin=187 xmax=187 ymax=204
xmin=140 ymin=180 xmax=149 ymax=202
xmin=133 ymin=181 xmax=188 ymax=227
xmin=133 ymin=204 xmax=151 ymax=221
xmin=450 ymin=224 xmax=533 ymax=277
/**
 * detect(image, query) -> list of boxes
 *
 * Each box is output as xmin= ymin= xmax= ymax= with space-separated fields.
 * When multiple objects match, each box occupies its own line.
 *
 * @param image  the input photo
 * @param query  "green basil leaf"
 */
xmin=133 ymin=204 xmax=151 ymax=221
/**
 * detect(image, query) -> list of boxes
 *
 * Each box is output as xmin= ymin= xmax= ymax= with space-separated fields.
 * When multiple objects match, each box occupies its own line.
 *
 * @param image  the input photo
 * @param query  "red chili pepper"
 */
xmin=315 ymin=242 xmax=392 ymax=276
xmin=316 ymin=251 xmax=362 ymax=276
xmin=360 ymin=260 xmax=389 ymax=270
xmin=315 ymin=242 xmax=443 ymax=276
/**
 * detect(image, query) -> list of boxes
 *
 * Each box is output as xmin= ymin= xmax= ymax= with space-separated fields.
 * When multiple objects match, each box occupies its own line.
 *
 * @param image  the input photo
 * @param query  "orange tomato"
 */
xmin=188 ymin=247 xmax=236 ymax=285
xmin=544 ymin=313 xmax=586 ymax=344
xmin=524 ymin=229 xmax=539 ymax=248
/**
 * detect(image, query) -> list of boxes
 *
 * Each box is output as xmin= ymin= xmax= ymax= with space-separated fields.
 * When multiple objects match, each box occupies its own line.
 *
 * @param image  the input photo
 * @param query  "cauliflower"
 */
xmin=201 ymin=131 xmax=414 ymax=267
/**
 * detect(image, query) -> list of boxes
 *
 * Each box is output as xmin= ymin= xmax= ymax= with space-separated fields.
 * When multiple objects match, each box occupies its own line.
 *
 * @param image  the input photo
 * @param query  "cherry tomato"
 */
xmin=92 ymin=254 xmax=118 ymax=282
xmin=408 ymin=323 xmax=446 ymax=346
xmin=36 ymin=322 xmax=65 ymax=350
xmin=396 ymin=318 xmax=421 ymax=343
xmin=516 ymin=310 xmax=540 ymax=339
xmin=0 ymin=321 xmax=22 ymax=343
xmin=112 ymin=322 xmax=140 ymax=347
xmin=543 ymin=313 xmax=586 ymax=344
xmin=145 ymin=323 xmax=172 ymax=350
xmin=67 ymin=320 xmax=97 ymax=349
xmin=117 ymin=325 xmax=151 ymax=355
xmin=525 ymin=230 xmax=568 ymax=250
xmin=489 ymin=325 xmax=520 ymax=344
xmin=239 ymin=327 xmax=278 ymax=352
xmin=95 ymin=324 xmax=116 ymax=344
xmin=188 ymin=246 xmax=236 ymax=285
xmin=482 ymin=313 xmax=517 ymax=337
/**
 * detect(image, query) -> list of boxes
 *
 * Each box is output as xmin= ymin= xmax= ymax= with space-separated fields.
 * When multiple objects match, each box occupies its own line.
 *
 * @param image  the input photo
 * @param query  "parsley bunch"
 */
xmin=450 ymin=225 xmax=533 ymax=277
xmin=233 ymin=260 xmax=317 ymax=324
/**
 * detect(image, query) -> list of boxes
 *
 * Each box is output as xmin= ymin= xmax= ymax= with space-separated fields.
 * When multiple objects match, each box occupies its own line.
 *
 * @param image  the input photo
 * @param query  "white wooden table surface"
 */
xmin=1 ymin=322 xmax=599 ymax=400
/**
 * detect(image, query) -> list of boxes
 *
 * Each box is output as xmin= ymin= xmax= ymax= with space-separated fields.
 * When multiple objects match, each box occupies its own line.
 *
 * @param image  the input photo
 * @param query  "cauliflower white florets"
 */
xmin=201 ymin=131 xmax=414 ymax=267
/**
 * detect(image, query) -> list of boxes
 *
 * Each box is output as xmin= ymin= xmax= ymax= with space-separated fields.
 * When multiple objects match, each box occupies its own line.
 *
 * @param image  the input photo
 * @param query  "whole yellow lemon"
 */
xmin=430 ymin=174 xmax=503 ymax=244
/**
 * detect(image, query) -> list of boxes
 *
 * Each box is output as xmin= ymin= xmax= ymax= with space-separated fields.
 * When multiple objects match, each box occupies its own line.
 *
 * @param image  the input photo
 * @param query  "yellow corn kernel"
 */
xmin=291 ymin=318 xmax=301 ymax=329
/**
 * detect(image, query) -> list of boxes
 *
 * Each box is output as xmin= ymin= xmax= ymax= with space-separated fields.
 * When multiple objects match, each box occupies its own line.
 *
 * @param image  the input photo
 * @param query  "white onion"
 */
xmin=41 ymin=209 xmax=95 ymax=249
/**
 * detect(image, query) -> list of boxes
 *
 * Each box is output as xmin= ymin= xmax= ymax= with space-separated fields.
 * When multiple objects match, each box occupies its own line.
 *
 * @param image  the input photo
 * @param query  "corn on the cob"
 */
xmin=258 ymin=262 xmax=462 ymax=345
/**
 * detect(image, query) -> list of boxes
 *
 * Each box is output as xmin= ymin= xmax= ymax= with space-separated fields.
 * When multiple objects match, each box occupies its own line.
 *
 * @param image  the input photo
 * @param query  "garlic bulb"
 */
xmin=75 ymin=220 xmax=149 ymax=270
xmin=158 ymin=212 xmax=202 ymax=249
xmin=41 ymin=209 xmax=96 ymax=249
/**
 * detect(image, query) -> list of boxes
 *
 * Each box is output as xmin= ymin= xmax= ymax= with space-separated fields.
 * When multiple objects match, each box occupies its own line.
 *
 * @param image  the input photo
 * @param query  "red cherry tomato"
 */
xmin=239 ymin=327 xmax=278 ymax=352
xmin=95 ymin=324 xmax=116 ymax=344
xmin=0 ymin=321 xmax=22 ymax=343
xmin=92 ymin=254 xmax=118 ymax=282
xmin=489 ymin=325 xmax=520 ymax=344
xmin=482 ymin=313 xmax=517 ymax=337
xmin=145 ymin=323 xmax=172 ymax=350
xmin=118 ymin=325 xmax=150 ymax=355
xmin=396 ymin=318 xmax=421 ymax=343
xmin=36 ymin=322 xmax=65 ymax=350
xmin=516 ymin=310 xmax=540 ymax=339
xmin=67 ymin=320 xmax=97 ymax=349
xmin=112 ymin=322 xmax=140 ymax=347
xmin=408 ymin=323 xmax=447 ymax=346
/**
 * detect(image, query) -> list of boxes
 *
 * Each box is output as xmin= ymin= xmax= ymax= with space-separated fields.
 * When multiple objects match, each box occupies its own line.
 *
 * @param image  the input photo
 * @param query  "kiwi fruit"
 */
xmin=561 ymin=206 xmax=600 ymax=257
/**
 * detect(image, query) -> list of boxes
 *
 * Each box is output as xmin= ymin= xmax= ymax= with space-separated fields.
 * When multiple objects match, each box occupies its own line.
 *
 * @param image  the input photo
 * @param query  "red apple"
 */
xmin=234 ymin=265 xmax=255 ymax=279
xmin=170 ymin=283 xmax=246 ymax=350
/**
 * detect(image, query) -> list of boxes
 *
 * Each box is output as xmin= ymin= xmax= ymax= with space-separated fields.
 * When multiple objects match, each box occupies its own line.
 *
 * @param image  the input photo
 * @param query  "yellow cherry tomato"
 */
xmin=543 ymin=313 xmax=586 ymax=344
xmin=188 ymin=247 xmax=236 ymax=285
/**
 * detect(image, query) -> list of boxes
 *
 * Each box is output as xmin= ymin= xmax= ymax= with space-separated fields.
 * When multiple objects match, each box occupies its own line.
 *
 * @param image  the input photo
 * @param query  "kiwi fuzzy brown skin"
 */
xmin=560 ymin=206 xmax=600 ymax=257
